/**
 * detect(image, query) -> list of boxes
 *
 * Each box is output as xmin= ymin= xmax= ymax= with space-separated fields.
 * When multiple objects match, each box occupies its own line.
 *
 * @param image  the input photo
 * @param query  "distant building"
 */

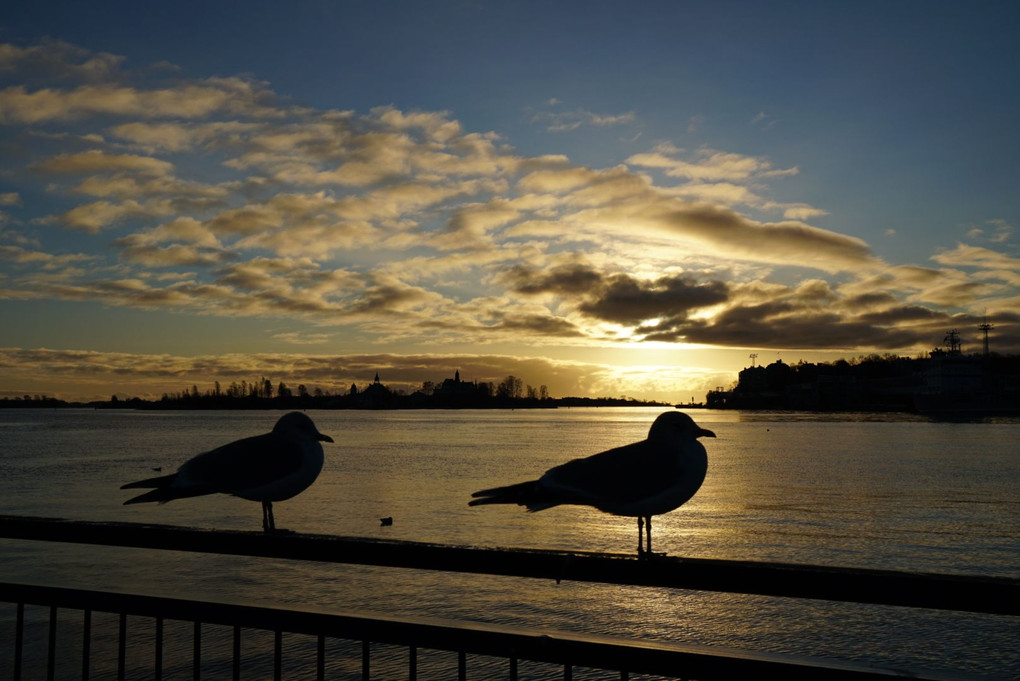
xmin=356 ymin=372 xmax=394 ymax=408
xmin=434 ymin=369 xmax=477 ymax=399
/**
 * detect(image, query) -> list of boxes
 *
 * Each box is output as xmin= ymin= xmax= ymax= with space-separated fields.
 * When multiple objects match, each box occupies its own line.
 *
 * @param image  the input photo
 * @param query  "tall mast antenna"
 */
xmin=978 ymin=318 xmax=994 ymax=356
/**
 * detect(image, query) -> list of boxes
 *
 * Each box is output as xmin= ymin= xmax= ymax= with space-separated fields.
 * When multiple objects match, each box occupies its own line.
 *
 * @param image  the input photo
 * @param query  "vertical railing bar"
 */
xmin=193 ymin=621 xmax=201 ymax=681
xmin=232 ymin=625 xmax=240 ymax=681
xmin=362 ymin=639 xmax=370 ymax=680
xmin=620 ymin=671 xmax=629 ymax=680
xmin=458 ymin=650 xmax=466 ymax=681
xmin=14 ymin=602 xmax=24 ymax=681
xmin=81 ymin=609 xmax=91 ymax=681
xmin=508 ymin=652 xmax=518 ymax=681
xmin=563 ymin=662 xmax=572 ymax=680
xmin=118 ymin=612 xmax=127 ymax=681
xmin=408 ymin=644 xmax=417 ymax=681
xmin=316 ymin=634 xmax=325 ymax=681
xmin=46 ymin=605 xmax=56 ymax=681
xmin=274 ymin=630 xmax=282 ymax=681
xmin=155 ymin=616 xmax=164 ymax=681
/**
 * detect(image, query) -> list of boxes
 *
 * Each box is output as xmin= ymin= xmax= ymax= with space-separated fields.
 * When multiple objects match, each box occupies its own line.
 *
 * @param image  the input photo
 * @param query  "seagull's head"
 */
xmin=648 ymin=411 xmax=716 ymax=441
xmin=274 ymin=411 xmax=335 ymax=443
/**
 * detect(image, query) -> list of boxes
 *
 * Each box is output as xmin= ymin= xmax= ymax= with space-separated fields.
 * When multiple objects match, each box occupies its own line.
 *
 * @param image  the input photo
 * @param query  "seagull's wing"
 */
xmin=177 ymin=431 xmax=304 ymax=494
xmin=539 ymin=438 xmax=677 ymax=506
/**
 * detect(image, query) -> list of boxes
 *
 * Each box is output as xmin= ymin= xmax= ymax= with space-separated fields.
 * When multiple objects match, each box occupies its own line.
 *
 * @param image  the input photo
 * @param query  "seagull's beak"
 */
xmin=319 ymin=433 xmax=334 ymax=443
xmin=697 ymin=427 xmax=716 ymax=439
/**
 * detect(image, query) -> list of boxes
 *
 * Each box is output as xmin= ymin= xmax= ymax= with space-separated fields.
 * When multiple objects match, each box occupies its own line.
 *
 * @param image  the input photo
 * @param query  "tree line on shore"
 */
xmin=1 ymin=374 xmax=668 ymax=410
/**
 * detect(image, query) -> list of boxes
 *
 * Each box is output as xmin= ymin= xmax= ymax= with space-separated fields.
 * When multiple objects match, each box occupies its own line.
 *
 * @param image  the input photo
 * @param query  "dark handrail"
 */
xmin=1 ymin=515 xmax=1017 ymax=616
xmin=0 ymin=582 xmax=977 ymax=681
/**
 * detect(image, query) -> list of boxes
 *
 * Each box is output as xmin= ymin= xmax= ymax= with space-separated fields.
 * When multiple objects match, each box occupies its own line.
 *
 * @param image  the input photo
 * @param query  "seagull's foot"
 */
xmin=637 ymin=549 xmax=668 ymax=560
xmin=263 ymin=527 xmax=297 ymax=535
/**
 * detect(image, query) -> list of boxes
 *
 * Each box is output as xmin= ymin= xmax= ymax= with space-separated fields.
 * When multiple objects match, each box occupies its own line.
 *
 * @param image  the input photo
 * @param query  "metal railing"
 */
xmin=3 ymin=515 xmax=1015 ymax=680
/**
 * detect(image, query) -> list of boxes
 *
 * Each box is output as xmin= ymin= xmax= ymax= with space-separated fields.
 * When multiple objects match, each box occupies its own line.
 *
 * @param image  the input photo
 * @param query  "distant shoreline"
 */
xmin=0 ymin=395 xmax=674 ymax=411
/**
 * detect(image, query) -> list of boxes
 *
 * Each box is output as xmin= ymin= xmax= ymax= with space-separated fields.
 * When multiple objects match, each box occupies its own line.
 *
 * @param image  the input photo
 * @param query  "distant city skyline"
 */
xmin=1 ymin=2 xmax=1018 ymax=402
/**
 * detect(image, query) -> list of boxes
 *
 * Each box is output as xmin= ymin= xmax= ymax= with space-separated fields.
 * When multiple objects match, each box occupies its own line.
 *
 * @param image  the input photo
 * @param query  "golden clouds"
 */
xmin=1 ymin=38 xmax=1017 ymax=361
xmin=628 ymin=144 xmax=799 ymax=182
xmin=34 ymin=149 xmax=175 ymax=175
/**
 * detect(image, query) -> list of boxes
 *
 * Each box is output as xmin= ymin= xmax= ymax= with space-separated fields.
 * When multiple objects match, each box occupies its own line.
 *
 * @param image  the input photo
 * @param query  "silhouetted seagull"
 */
xmin=121 ymin=412 xmax=333 ymax=533
xmin=470 ymin=411 xmax=715 ymax=555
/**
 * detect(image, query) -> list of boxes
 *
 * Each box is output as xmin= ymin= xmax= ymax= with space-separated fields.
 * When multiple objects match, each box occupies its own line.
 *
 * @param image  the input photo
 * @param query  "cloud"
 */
xmin=45 ymin=199 xmax=175 ymax=233
xmin=967 ymin=219 xmax=1013 ymax=244
xmin=110 ymin=120 xmax=263 ymax=153
xmin=932 ymin=243 xmax=1020 ymax=271
xmin=750 ymin=111 xmax=777 ymax=130
xmin=0 ymin=83 xmax=228 ymax=124
xmin=503 ymin=262 xmax=729 ymax=328
xmin=0 ymin=244 xmax=96 ymax=268
xmin=776 ymin=203 xmax=830 ymax=220
xmin=272 ymin=331 xmax=331 ymax=345
xmin=602 ymin=201 xmax=878 ymax=272
xmin=1 ymin=37 xmax=1016 ymax=366
xmin=33 ymin=149 xmax=174 ymax=176
xmin=114 ymin=217 xmax=230 ymax=266
xmin=531 ymin=107 xmax=636 ymax=133
xmin=628 ymin=144 xmax=798 ymax=182
xmin=0 ymin=39 xmax=125 ymax=82
xmin=431 ymin=200 xmax=521 ymax=251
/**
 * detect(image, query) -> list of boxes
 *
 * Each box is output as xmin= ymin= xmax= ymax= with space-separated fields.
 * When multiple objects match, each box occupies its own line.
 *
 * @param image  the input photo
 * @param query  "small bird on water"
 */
xmin=469 ymin=411 xmax=715 ymax=556
xmin=121 ymin=412 xmax=334 ymax=533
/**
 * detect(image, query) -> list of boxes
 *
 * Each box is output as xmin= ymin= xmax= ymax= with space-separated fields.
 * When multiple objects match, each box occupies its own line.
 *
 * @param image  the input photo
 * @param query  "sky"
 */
xmin=1 ymin=1 xmax=1018 ymax=402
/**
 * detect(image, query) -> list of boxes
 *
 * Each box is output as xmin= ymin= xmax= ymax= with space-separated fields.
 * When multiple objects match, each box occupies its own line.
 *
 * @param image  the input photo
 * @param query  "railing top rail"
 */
xmin=0 ymin=581 xmax=980 ymax=681
xmin=1 ymin=515 xmax=1017 ymax=616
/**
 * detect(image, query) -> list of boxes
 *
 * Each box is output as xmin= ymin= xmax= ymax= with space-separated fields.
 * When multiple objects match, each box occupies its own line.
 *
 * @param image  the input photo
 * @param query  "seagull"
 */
xmin=121 ymin=412 xmax=334 ymax=533
xmin=470 ymin=411 xmax=715 ymax=555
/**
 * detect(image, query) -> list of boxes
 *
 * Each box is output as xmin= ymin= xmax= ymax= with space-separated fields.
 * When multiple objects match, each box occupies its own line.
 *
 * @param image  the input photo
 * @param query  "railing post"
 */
xmin=155 ymin=616 xmax=164 ymax=681
xmin=46 ymin=606 xmax=56 ymax=681
xmin=14 ymin=602 xmax=24 ymax=681
xmin=362 ymin=639 xmax=370 ymax=680
xmin=274 ymin=630 xmax=282 ymax=681
xmin=232 ymin=625 xmax=240 ymax=681
xmin=81 ymin=609 xmax=91 ymax=681
xmin=317 ymin=634 xmax=325 ymax=681
xmin=408 ymin=644 xmax=417 ymax=680
xmin=193 ymin=621 xmax=201 ymax=681
xmin=117 ymin=613 xmax=126 ymax=681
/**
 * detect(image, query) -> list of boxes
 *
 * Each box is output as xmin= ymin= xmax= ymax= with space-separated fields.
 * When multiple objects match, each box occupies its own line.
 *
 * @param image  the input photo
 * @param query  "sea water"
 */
xmin=0 ymin=407 xmax=1017 ymax=678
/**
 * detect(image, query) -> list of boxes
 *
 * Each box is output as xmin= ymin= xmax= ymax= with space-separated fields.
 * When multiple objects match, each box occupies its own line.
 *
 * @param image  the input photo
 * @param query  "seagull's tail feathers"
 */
xmin=122 ymin=473 xmax=200 ymax=505
xmin=121 ymin=473 xmax=177 ymax=490
xmin=470 ymin=480 xmax=560 ymax=512
xmin=123 ymin=488 xmax=175 ymax=505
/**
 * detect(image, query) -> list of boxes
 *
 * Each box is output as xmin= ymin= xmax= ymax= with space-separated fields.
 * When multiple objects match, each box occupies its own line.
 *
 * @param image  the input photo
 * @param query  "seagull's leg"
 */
xmin=645 ymin=515 xmax=653 ymax=554
xmin=262 ymin=501 xmax=272 ymax=533
xmin=637 ymin=516 xmax=645 ymax=555
xmin=267 ymin=502 xmax=275 ymax=532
